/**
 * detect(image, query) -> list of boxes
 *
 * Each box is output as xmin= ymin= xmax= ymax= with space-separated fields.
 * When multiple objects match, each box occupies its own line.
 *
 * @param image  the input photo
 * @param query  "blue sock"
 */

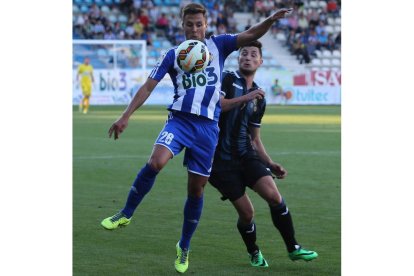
xmin=179 ymin=195 xmax=204 ymax=249
xmin=121 ymin=163 xmax=158 ymax=218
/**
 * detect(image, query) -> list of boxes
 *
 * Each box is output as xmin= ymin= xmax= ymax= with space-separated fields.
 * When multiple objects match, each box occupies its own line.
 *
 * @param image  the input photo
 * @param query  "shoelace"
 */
xmin=179 ymin=249 xmax=189 ymax=264
xmin=110 ymin=212 xmax=124 ymax=222
xmin=251 ymin=253 xmax=261 ymax=264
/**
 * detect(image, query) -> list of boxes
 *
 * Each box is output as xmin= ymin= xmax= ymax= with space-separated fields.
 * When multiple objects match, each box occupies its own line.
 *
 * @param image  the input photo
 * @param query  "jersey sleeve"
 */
xmin=148 ymin=48 xmax=175 ymax=81
xmin=212 ymin=34 xmax=238 ymax=59
xmin=249 ymin=98 xmax=266 ymax=128
xmin=221 ymin=72 xmax=234 ymax=99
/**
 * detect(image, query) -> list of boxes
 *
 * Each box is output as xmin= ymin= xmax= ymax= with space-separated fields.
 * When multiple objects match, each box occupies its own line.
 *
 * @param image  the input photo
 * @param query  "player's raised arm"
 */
xmin=108 ymin=78 xmax=159 ymax=140
xmin=236 ymin=8 xmax=292 ymax=48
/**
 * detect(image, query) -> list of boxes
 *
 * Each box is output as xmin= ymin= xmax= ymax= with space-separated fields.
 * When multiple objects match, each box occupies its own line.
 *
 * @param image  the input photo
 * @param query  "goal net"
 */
xmin=73 ymin=39 xmax=147 ymax=105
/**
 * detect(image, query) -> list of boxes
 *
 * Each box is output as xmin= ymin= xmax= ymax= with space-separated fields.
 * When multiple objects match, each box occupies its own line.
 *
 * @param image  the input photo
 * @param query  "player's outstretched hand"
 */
xmin=246 ymin=88 xmax=265 ymax=101
xmin=108 ymin=116 xmax=128 ymax=140
xmin=269 ymin=162 xmax=288 ymax=179
xmin=271 ymin=8 xmax=293 ymax=21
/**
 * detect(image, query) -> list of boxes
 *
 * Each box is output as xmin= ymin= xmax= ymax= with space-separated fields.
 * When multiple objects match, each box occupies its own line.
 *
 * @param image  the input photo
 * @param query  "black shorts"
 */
xmin=208 ymin=154 xmax=272 ymax=201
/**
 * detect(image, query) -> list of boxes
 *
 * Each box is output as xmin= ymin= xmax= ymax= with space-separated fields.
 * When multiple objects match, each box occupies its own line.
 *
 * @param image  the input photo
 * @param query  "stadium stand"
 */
xmin=72 ymin=0 xmax=340 ymax=71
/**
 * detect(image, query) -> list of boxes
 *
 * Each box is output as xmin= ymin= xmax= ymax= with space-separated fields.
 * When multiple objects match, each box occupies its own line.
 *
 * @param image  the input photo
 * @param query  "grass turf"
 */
xmin=73 ymin=105 xmax=340 ymax=275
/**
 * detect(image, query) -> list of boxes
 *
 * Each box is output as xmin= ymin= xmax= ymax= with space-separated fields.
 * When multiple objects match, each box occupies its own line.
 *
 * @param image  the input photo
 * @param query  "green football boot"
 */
xmin=101 ymin=212 xmax=131 ymax=230
xmin=288 ymin=246 xmax=318 ymax=261
xmin=175 ymin=242 xmax=190 ymax=273
xmin=249 ymin=250 xmax=269 ymax=267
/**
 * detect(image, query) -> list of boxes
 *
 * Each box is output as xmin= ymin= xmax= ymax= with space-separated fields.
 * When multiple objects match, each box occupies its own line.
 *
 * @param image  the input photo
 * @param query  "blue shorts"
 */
xmin=154 ymin=111 xmax=219 ymax=176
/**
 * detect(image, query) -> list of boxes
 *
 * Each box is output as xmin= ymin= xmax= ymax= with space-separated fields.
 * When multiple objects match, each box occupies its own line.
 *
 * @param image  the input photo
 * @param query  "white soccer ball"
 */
xmin=175 ymin=40 xmax=210 ymax=73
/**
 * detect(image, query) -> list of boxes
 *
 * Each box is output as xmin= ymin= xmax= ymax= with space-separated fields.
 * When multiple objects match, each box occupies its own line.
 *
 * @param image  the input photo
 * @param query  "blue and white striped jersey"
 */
xmin=148 ymin=34 xmax=238 ymax=121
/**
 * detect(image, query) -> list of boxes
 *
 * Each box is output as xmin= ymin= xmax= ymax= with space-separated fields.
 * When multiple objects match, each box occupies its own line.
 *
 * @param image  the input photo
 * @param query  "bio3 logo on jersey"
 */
xmin=182 ymin=67 xmax=218 ymax=89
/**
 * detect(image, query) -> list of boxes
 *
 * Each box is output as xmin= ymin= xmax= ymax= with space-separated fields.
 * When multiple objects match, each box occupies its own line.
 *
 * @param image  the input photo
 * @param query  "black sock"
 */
xmin=237 ymin=219 xmax=259 ymax=254
xmin=269 ymin=198 xmax=298 ymax=252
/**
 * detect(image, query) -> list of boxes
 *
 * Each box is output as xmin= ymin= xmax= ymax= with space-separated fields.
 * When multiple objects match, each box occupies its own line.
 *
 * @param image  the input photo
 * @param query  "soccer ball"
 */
xmin=176 ymin=40 xmax=210 ymax=73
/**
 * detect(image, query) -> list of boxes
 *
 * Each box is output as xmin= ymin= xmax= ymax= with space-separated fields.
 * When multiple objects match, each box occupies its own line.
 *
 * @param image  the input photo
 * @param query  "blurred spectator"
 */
xmin=263 ymin=0 xmax=274 ymax=17
xmin=327 ymin=0 xmax=340 ymax=17
xmin=174 ymin=30 xmax=186 ymax=45
xmin=326 ymin=33 xmax=336 ymax=51
xmin=307 ymin=29 xmax=318 ymax=57
xmin=297 ymin=13 xmax=308 ymax=32
xmin=315 ymin=21 xmax=326 ymax=35
xmin=155 ymin=13 xmax=169 ymax=36
xmin=288 ymin=13 xmax=298 ymax=31
xmin=133 ymin=18 xmax=144 ymax=37
xmin=244 ymin=18 xmax=252 ymax=31
xmin=104 ymin=26 xmax=116 ymax=40
xmin=317 ymin=30 xmax=328 ymax=49
xmin=216 ymin=12 xmax=228 ymax=31
xmin=138 ymin=9 xmax=150 ymax=31
xmin=217 ymin=23 xmax=227 ymax=34
xmin=335 ymin=32 xmax=341 ymax=49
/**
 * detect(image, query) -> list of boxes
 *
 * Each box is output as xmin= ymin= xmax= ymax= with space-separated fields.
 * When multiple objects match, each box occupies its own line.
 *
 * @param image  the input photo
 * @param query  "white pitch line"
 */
xmin=73 ymin=151 xmax=340 ymax=160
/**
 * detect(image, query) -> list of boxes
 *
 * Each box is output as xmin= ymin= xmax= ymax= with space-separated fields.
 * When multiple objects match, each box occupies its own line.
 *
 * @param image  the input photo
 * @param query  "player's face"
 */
xmin=238 ymin=47 xmax=263 ymax=75
xmin=182 ymin=13 xmax=207 ymax=41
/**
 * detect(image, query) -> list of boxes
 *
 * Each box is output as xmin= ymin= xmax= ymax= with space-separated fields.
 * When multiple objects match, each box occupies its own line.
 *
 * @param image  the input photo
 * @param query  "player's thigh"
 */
xmin=185 ymin=121 xmax=219 ymax=177
xmin=147 ymin=144 xmax=174 ymax=171
xmin=209 ymin=169 xmax=246 ymax=202
xmin=187 ymin=172 xmax=209 ymax=197
xmin=253 ymin=175 xmax=282 ymax=205
xmin=153 ymin=113 xmax=188 ymax=158
xmin=231 ymin=193 xmax=255 ymax=223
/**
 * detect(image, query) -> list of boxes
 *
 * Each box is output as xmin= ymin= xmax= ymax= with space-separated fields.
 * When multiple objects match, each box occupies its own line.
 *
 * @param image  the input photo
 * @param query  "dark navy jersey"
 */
xmin=215 ymin=70 xmax=266 ymax=161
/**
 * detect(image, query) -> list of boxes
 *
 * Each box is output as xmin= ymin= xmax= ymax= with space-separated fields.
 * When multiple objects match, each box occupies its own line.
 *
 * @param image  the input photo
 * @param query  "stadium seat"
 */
xmin=269 ymin=59 xmax=279 ymax=67
xmin=325 ymin=25 xmax=334 ymax=34
xmin=101 ymin=5 xmax=110 ymax=14
xmin=330 ymin=66 xmax=341 ymax=72
xmin=74 ymin=0 xmax=83 ymax=5
xmin=331 ymin=59 xmax=341 ymax=66
xmin=73 ymin=5 xmax=79 ymax=13
xmin=84 ymin=0 xmax=93 ymax=6
xmin=334 ymin=26 xmax=341 ymax=33
xmin=147 ymin=57 xmax=157 ymax=67
xmin=327 ymin=17 xmax=335 ymax=25
xmin=161 ymin=40 xmax=172 ymax=48
xmin=332 ymin=50 xmax=341 ymax=58
xmin=309 ymin=1 xmax=318 ymax=9
xmin=118 ymin=14 xmax=128 ymax=23
xmin=322 ymin=59 xmax=331 ymax=66
xmin=318 ymin=1 xmax=327 ymax=9
xmin=314 ymin=49 xmax=322 ymax=58
xmin=80 ymin=5 xmax=89 ymax=13
xmin=276 ymin=33 xmax=286 ymax=42
xmin=152 ymin=40 xmax=162 ymax=49
xmin=335 ymin=17 xmax=341 ymax=26
xmin=322 ymin=50 xmax=332 ymax=58
xmin=321 ymin=67 xmax=330 ymax=71
xmin=311 ymin=58 xmax=322 ymax=67
xmin=108 ymin=14 xmax=117 ymax=23
xmin=94 ymin=0 xmax=104 ymax=5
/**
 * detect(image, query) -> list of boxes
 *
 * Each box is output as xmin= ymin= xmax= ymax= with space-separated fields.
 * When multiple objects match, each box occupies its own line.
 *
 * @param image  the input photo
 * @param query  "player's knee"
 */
xmin=240 ymin=209 xmax=254 ymax=223
xmin=266 ymin=192 xmax=283 ymax=206
xmin=147 ymin=156 xmax=169 ymax=171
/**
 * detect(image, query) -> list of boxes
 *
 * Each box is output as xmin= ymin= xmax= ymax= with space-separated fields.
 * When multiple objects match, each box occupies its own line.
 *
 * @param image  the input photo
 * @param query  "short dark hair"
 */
xmin=181 ymin=3 xmax=207 ymax=20
xmin=239 ymin=40 xmax=263 ymax=57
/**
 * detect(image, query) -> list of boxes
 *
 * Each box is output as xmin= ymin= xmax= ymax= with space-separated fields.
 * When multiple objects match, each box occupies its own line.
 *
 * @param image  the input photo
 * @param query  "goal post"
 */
xmin=73 ymin=39 xmax=147 ymax=105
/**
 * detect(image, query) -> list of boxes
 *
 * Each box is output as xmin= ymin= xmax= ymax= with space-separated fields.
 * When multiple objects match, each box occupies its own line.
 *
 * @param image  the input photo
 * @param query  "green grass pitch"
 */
xmin=73 ymin=105 xmax=340 ymax=275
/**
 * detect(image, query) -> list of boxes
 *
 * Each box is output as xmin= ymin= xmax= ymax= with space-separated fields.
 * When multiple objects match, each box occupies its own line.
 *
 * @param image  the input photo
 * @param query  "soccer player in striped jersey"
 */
xmin=209 ymin=40 xmax=318 ymax=268
xmin=100 ymin=3 xmax=292 ymax=273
